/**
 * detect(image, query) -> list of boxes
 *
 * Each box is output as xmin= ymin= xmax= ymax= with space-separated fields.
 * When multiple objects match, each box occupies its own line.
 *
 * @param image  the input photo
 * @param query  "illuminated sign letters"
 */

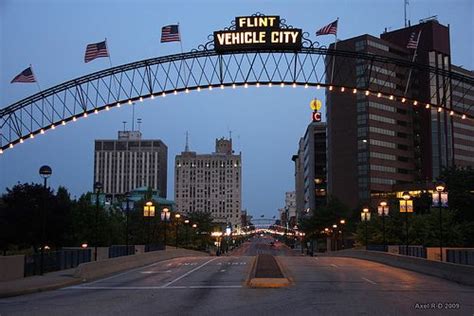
xmin=214 ymin=15 xmax=302 ymax=52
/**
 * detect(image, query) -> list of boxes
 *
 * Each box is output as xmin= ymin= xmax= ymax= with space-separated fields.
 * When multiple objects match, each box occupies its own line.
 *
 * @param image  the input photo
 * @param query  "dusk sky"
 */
xmin=1 ymin=0 xmax=472 ymax=218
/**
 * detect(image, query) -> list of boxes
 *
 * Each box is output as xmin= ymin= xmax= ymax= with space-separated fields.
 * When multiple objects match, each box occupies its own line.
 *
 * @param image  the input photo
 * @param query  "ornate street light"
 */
xmin=340 ymin=219 xmax=346 ymax=249
xmin=361 ymin=207 xmax=370 ymax=250
xmin=38 ymin=165 xmax=52 ymax=275
xmin=434 ymin=181 xmax=448 ymax=261
xmin=121 ymin=195 xmax=134 ymax=255
xmin=161 ymin=207 xmax=171 ymax=247
xmin=175 ymin=213 xmax=181 ymax=249
xmin=93 ymin=181 xmax=103 ymax=261
xmin=401 ymin=192 xmax=412 ymax=255
xmin=143 ymin=201 xmax=156 ymax=246
xmin=378 ymin=201 xmax=389 ymax=251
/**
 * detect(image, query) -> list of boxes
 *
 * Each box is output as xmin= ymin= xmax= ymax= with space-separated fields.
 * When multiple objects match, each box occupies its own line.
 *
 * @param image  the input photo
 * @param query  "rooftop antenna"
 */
xmin=137 ymin=118 xmax=142 ymax=131
xmin=404 ymin=0 xmax=409 ymax=27
xmin=229 ymin=130 xmax=232 ymax=141
xmin=185 ymin=131 xmax=189 ymax=152
xmin=122 ymin=121 xmax=127 ymax=131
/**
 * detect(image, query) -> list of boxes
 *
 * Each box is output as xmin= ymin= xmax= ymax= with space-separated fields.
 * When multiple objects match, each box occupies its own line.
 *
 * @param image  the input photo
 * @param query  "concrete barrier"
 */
xmin=0 ymin=255 xmax=25 ymax=281
xmin=324 ymin=249 xmax=474 ymax=286
xmin=74 ymin=247 xmax=208 ymax=281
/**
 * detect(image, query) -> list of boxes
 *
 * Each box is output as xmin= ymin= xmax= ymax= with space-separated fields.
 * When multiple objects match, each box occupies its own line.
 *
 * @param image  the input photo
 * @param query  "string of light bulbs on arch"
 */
xmin=1 ymin=81 xmax=471 ymax=154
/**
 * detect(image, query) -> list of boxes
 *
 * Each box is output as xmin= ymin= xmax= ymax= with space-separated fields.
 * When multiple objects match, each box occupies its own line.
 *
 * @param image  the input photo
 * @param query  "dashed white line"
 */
xmin=67 ymin=285 xmax=243 ymax=290
xmin=362 ymin=277 xmax=377 ymax=284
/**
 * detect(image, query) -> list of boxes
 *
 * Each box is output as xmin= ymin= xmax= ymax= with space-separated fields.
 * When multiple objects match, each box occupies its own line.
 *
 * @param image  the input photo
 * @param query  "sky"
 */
xmin=0 ymin=0 xmax=473 ymax=218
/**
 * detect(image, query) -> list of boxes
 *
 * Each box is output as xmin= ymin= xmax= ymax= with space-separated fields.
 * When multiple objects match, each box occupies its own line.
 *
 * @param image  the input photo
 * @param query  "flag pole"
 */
xmin=30 ymin=64 xmax=42 ymax=93
xmin=178 ymin=22 xmax=187 ymax=86
xmin=330 ymin=17 xmax=339 ymax=84
xmin=404 ymin=30 xmax=422 ymax=96
xmin=105 ymin=38 xmax=119 ymax=99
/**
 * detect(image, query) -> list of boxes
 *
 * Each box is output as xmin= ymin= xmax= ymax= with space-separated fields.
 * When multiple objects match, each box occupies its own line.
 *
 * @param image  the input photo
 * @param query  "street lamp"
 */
xmin=161 ymin=207 xmax=171 ymax=247
xmin=401 ymin=191 xmax=412 ymax=255
xmin=93 ymin=181 xmax=102 ymax=261
xmin=211 ymin=231 xmax=223 ymax=255
xmin=378 ymin=201 xmax=389 ymax=251
xmin=39 ymin=165 xmax=52 ymax=275
xmin=184 ymin=219 xmax=190 ymax=246
xmin=332 ymin=224 xmax=338 ymax=251
xmin=121 ymin=195 xmax=134 ymax=255
xmin=175 ymin=213 xmax=181 ymax=249
xmin=361 ymin=207 xmax=370 ymax=250
xmin=340 ymin=219 xmax=346 ymax=249
xmin=143 ymin=201 xmax=155 ymax=246
xmin=434 ymin=181 xmax=448 ymax=261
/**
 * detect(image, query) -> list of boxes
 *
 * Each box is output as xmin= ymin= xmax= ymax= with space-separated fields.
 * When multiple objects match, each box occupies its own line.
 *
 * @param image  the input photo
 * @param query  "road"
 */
xmin=1 ymin=236 xmax=473 ymax=315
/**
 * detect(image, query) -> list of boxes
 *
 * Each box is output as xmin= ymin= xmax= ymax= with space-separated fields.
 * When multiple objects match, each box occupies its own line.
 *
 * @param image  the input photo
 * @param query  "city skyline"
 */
xmin=1 ymin=0 xmax=472 ymax=218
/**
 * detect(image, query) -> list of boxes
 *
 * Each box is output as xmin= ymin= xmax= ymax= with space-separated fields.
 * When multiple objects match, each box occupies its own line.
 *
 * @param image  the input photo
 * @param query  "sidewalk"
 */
xmin=0 ymin=267 xmax=82 ymax=298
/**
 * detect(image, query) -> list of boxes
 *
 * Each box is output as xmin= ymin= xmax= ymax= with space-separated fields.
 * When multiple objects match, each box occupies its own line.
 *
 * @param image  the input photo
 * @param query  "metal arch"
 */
xmin=1 ymin=47 xmax=473 ymax=152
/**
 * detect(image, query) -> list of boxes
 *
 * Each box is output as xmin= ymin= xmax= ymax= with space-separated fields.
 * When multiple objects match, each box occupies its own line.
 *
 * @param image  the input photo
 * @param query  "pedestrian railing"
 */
xmin=447 ymin=249 xmax=474 ymax=266
xmin=399 ymin=245 xmax=426 ymax=258
xmin=109 ymin=245 xmax=135 ymax=258
xmin=24 ymin=248 xmax=91 ymax=276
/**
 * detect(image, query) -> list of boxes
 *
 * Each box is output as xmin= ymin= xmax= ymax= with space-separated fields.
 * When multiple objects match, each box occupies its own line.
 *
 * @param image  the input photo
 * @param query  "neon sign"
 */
xmin=214 ymin=15 xmax=302 ymax=52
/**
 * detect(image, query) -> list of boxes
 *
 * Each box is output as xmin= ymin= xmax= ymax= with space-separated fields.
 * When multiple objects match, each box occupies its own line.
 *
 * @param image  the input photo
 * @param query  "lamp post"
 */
xmin=378 ymin=201 xmax=389 ymax=251
xmin=332 ymin=224 xmax=338 ymax=251
xmin=175 ymin=213 xmax=181 ymax=249
xmin=401 ymin=191 xmax=412 ymax=255
xmin=211 ymin=231 xmax=223 ymax=255
xmin=143 ymin=201 xmax=155 ymax=247
xmin=93 ymin=181 xmax=102 ymax=261
xmin=435 ymin=181 xmax=447 ymax=261
xmin=39 ymin=165 xmax=52 ymax=275
xmin=121 ymin=195 xmax=134 ymax=256
xmin=340 ymin=219 xmax=346 ymax=249
xmin=161 ymin=207 xmax=170 ymax=247
xmin=184 ymin=219 xmax=190 ymax=246
xmin=361 ymin=207 xmax=370 ymax=250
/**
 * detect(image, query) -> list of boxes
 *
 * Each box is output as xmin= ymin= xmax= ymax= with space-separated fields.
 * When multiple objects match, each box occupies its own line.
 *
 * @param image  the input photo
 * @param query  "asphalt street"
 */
xmin=1 ymin=236 xmax=473 ymax=315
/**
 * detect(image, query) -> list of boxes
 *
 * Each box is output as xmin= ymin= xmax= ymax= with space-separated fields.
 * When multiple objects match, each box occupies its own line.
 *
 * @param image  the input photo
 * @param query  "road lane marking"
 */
xmin=330 ymin=263 xmax=338 ymax=268
xmin=162 ymin=257 xmax=218 ymax=288
xmin=362 ymin=277 xmax=377 ymax=284
xmin=140 ymin=270 xmax=172 ymax=274
xmin=67 ymin=285 xmax=242 ymax=290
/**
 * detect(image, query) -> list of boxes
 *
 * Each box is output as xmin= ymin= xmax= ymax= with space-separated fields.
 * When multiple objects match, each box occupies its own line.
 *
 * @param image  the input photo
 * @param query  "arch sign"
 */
xmin=214 ymin=15 xmax=302 ymax=52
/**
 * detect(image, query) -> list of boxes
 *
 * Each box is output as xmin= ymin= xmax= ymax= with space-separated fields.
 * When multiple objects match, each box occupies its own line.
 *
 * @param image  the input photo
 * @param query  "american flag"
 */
xmin=84 ymin=40 xmax=109 ymax=63
xmin=406 ymin=30 xmax=421 ymax=49
xmin=316 ymin=20 xmax=338 ymax=36
xmin=11 ymin=66 xmax=36 ymax=83
xmin=161 ymin=25 xmax=180 ymax=43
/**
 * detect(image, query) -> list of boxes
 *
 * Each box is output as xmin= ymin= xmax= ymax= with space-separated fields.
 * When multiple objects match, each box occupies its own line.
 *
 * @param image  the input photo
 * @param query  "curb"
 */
xmin=247 ymin=254 xmax=291 ymax=288
xmin=0 ymin=278 xmax=82 ymax=299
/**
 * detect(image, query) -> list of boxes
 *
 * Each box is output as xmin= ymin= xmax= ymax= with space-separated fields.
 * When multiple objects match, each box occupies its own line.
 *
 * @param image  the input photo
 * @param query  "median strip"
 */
xmin=248 ymin=254 xmax=290 ymax=288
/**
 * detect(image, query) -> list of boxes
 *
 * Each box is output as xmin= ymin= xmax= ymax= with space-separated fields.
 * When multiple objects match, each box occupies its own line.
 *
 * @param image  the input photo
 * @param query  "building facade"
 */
xmin=326 ymin=19 xmax=474 ymax=209
xmin=174 ymin=138 xmax=242 ymax=231
xmin=279 ymin=191 xmax=296 ymax=229
xmin=94 ymin=131 xmax=168 ymax=199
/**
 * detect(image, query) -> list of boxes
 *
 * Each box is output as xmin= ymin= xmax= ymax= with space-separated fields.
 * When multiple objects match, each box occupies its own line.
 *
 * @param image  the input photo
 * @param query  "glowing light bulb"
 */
xmin=462 ymin=114 xmax=466 ymax=119
xmin=317 ymin=84 xmax=321 ymax=89
xmin=174 ymin=90 xmax=178 ymax=95
xmin=139 ymin=97 xmax=143 ymax=102
xmin=197 ymin=87 xmax=201 ymax=92
xmin=73 ymin=117 xmax=77 ymax=122
xmin=150 ymin=95 xmax=154 ymax=100
xmin=185 ymin=89 xmax=189 ymax=93
xmin=268 ymin=83 xmax=272 ymax=87
xmin=438 ymin=107 xmax=442 ymax=112
xmin=20 ymin=138 xmax=24 ymax=143
xmin=30 ymin=134 xmax=34 ymax=139
xmin=51 ymin=124 xmax=56 ymax=129
xmin=9 ymin=144 xmax=13 ymax=148
xmin=106 ymin=106 xmax=110 ymax=111
xmin=40 ymin=129 xmax=45 ymax=134
xmin=209 ymin=85 xmax=213 ymax=90
xmin=128 ymin=100 xmax=132 ymax=105
xmin=365 ymin=90 xmax=369 ymax=96
xmin=425 ymin=104 xmax=430 ymax=109
xmin=233 ymin=84 xmax=236 ymax=89
xmin=280 ymin=83 xmax=285 ymax=87
xmin=256 ymin=83 xmax=260 ymax=88
xmin=292 ymin=83 xmax=296 ymax=88
xmin=0 ymin=149 xmax=3 ymax=154
xmin=304 ymin=84 xmax=308 ymax=89
xmin=62 ymin=121 xmax=66 ymax=126
xmin=340 ymin=87 xmax=345 ymax=92
xmin=402 ymin=98 xmax=406 ymax=103
xmin=377 ymin=92 xmax=381 ymax=98
xmin=117 ymin=102 xmax=122 ymax=106
xmin=413 ymin=101 xmax=418 ymax=106
xmin=353 ymin=88 xmax=357 ymax=94
xmin=244 ymin=83 xmax=248 ymax=88
xmin=389 ymin=95 xmax=394 ymax=100
xmin=220 ymin=84 xmax=224 ymax=89
xmin=329 ymin=86 xmax=333 ymax=91
xmin=162 ymin=92 xmax=166 ymax=97
xmin=450 ymin=110 xmax=454 ymax=116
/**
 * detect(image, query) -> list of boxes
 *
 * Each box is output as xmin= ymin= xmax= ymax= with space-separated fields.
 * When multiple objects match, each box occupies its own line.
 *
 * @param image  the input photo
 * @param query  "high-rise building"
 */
xmin=94 ymin=131 xmax=168 ymax=199
xmin=174 ymin=137 xmax=242 ymax=231
xmin=279 ymin=191 xmax=296 ymax=229
xmin=326 ymin=19 xmax=474 ymax=209
xmin=293 ymin=121 xmax=327 ymax=218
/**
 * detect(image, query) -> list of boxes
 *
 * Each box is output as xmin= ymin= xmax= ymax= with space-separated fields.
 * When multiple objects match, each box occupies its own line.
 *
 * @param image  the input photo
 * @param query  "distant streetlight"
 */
xmin=378 ymin=201 xmax=389 ymax=251
xmin=143 ymin=201 xmax=156 ymax=246
xmin=161 ymin=207 xmax=171 ymax=247
xmin=94 ymin=181 xmax=103 ymax=261
xmin=434 ymin=181 xmax=448 ymax=261
xmin=332 ymin=224 xmax=338 ymax=251
xmin=184 ymin=219 xmax=190 ymax=246
xmin=401 ymin=192 xmax=412 ymax=255
xmin=39 ymin=165 xmax=52 ymax=275
xmin=175 ymin=213 xmax=181 ymax=249
xmin=211 ymin=231 xmax=223 ymax=255
xmin=340 ymin=219 xmax=346 ymax=249
xmin=361 ymin=207 xmax=370 ymax=250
